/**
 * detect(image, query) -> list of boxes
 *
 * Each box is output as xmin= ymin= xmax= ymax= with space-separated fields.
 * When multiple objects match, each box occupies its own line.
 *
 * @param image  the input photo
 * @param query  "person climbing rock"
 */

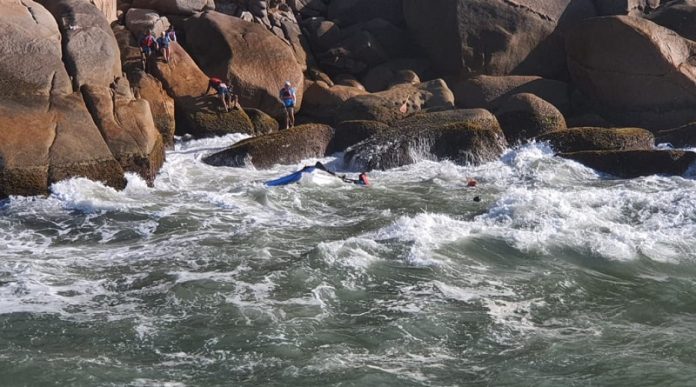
xmin=204 ymin=77 xmax=239 ymax=112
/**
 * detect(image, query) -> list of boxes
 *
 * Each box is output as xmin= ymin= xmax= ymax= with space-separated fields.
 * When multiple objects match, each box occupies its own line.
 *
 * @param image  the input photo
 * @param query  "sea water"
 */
xmin=1 ymin=135 xmax=695 ymax=386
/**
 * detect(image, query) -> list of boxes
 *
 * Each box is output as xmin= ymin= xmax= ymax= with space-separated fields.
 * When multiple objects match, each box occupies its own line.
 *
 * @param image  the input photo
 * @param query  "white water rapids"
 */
xmin=1 ymin=135 xmax=695 ymax=386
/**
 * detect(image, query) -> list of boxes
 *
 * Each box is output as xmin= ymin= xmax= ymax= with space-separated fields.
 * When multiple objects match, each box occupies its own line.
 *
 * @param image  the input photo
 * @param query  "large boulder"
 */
xmin=183 ymin=11 xmax=304 ymax=120
xmin=594 ymin=0 xmax=660 ymax=15
xmin=150 ymin=43 xmax=255 ymax=137
xmin=538 ymin=127 xmax=655 ymax=153
xmin=655 ymin=123 xmax=696 ymax=148
xmin=344 ymin=113 xmax=507 ymax=170
xmin=203 ymin=124 xmax=334 ymax=168
xmin=302 ymin=80 xmax=367 ymax=121
xmin=38 ymin=0 xmax=121 ymax=89
xmin=131 ymin=0 xmax=214 ymax=15
xmin=47 ymin=94 xmax=128 ymax=191
xmin=82 ymin=82 xmax=164 ymax=183
xmin=130 ymin=70 xmax=176 ymax=147
xmin=566 ymin=16 xmax=696 ymax=130
xmin=559 ymin=150 xmax=696 ymax=178
xmin=402 ymin=0 xmax=596 ymax=79
xmin=454 ymin=75 xmax=571 ymax=114
xmin=125 ymin=8 xmax=171 ymax=38
xmin=495 ymin=93 xmax=566 ymax=143
xmin=647 ymin=0 xmax=696 ymax=40
xmin=335 ymin=79 xmax=455 ymax=125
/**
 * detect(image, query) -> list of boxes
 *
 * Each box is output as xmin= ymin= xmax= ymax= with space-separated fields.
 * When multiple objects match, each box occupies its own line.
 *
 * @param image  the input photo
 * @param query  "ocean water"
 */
xmin=1 ymin=135 xmax=696 ymax=386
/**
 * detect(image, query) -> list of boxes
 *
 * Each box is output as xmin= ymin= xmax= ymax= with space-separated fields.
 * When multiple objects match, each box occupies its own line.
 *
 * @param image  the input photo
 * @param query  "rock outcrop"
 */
xmin=566 ymin=16 xmax=696 ymax=130
xmin=336 ymin=79 xmax=455 ymax=125
xmin=130 ymin=70 xmax=176 ymax=148
xmin=539 ymin=127 xmax=655 ymax=153
xmin=344 ymin=109 xmax=507 ymax=170
xmin=203 ymin=124 xmax=334 ymax=168
xmin=495 ymin=93 xmax=566 ymax=143
xmin=183 ymin=11 xmax=304 ymax=120
xmin=125 ymin=8 xmax=171 ymax=38
xmin=560 ymin=150 xmax=696 ymax=178
xmin=40 ymin=0 xmax=164 ymax=183
xmin=403 ymin=0 xmax=596 ymax=79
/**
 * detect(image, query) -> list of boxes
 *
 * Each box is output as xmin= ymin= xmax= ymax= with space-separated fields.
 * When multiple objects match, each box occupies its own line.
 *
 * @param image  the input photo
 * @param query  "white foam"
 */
xmin=369 ymin=212 xmax=472 ymax=267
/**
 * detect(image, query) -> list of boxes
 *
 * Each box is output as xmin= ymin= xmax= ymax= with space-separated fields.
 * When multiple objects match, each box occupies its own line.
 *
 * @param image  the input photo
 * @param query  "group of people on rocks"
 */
xmin=138 ymin=26 xmax=298 ymax=129
xmin=139 ymin=25 xmax=176 ymax=69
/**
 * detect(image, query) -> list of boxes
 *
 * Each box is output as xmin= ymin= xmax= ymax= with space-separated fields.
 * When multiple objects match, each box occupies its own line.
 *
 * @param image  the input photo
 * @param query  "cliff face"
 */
xmin=0 ymin=0 xmax=164 ymax=198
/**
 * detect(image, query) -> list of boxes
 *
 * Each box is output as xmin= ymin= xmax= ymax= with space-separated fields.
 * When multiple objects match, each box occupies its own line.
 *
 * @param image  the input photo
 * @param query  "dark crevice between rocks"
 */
xmin=500 ymin=0 xmax=554 ymax=22
xmin=20 ymin=0 xmax=40 ymax=25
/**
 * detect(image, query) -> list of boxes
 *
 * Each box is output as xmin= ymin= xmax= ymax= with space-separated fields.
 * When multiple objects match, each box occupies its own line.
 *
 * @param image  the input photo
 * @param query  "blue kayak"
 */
xmin=265 ymin=166 xmax=316 ymax=186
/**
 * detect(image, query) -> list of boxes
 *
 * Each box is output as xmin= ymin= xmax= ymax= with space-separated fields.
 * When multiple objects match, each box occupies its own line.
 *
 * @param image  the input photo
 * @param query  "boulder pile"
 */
xmin=4 ymin=0 xmax=696 ymax=198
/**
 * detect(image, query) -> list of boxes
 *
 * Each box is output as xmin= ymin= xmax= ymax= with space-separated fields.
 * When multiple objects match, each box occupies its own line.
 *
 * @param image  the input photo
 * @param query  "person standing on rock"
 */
xmin=157 ymin=31 xmax=172 ymax=63
xmin=280 ymin=81 xmax=297 ymax=129
xmin=139 ymin=30 xmax=158 ymax=73
xmin=204 ymin=77 xmax=239 ymax=112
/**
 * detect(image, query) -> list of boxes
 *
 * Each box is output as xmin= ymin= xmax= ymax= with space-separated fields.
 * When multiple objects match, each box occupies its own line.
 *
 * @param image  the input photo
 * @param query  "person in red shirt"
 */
xmin=204 ymin=77 xmax=239 ymax=112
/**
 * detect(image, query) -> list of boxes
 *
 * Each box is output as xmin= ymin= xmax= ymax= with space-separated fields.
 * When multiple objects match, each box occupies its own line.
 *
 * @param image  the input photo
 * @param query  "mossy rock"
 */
xmin=344 ymin=120 xmax=507 ymax=170
xmin=203 ymin=124 xmax=334 ymax=168
xmin=538 ymin=127 xmax=654 ymax=153
xmin=176 ymin=97 xmax=254 ymax=138
xmin=245 ymin=108 xmax=279 ymax=135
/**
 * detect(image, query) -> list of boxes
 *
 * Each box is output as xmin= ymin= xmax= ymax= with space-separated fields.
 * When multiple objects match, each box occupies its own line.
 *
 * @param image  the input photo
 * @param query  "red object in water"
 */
xmin=467 ymin=179 xmax=477 ymax=187
xmin=360 ymin=173 xmax=370 ymax=186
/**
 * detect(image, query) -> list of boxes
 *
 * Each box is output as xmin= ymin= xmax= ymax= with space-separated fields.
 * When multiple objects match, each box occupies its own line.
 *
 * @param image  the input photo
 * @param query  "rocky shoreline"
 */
xmin=2 ymin=0 xmax=696 ymax=198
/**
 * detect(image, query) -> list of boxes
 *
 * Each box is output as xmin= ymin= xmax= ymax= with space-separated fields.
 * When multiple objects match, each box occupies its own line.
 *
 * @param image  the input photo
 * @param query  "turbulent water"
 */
xmin=1 ymin=135 xmax=696 ymax=386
